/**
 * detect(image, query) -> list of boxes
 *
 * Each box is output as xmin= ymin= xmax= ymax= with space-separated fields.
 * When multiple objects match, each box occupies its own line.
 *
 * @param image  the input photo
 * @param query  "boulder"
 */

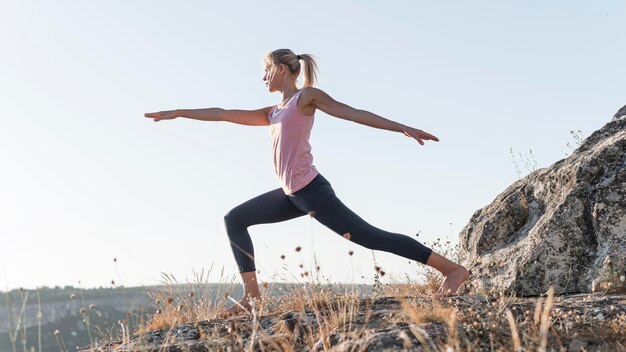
xmin=459 ymin=106 xmax=626 ymax=295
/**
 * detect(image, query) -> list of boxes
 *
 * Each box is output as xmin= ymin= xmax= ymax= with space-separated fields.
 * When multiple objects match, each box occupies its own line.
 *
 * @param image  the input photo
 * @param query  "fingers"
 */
xmin=404 ymin=130 xmax=426 ymax=145
xmin=144 ymin=112 xmax=161 ymax=122
xmin=416 ymin=130 xmax=439 ymax=142
xmin=422 ymin=131 xmax=439 ymax=142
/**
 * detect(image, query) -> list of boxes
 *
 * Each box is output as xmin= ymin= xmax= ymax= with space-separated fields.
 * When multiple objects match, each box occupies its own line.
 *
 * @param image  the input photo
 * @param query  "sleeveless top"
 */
xmin=268 ymin=89 xmax=319 ymax=195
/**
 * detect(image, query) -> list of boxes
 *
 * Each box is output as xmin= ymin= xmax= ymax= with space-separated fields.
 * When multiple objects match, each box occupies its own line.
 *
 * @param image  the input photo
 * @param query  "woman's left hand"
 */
xmin=403 ymin=128 xmax=439 ymax=145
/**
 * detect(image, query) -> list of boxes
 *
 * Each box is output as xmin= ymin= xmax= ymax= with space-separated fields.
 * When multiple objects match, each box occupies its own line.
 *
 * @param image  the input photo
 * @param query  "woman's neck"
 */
xmin=280 ymin=86 xmax=300 ymax=103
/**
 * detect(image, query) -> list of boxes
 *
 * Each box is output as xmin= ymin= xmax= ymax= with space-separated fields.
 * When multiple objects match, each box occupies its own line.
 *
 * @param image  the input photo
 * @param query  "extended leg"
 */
xmin=289 ymin=175 xmax=469 ymax=296
xmin=289 ymin=176 xmax=433 ymax=264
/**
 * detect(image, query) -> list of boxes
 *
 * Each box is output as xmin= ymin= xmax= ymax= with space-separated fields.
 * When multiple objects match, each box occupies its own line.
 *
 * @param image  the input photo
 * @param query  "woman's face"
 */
xmin=263 ymin=61 xmax=283 ymax=92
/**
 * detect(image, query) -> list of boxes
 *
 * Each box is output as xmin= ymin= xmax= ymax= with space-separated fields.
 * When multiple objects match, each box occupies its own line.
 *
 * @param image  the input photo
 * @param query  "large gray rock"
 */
xmin=459 ymin=109 xmax=626 ymax=295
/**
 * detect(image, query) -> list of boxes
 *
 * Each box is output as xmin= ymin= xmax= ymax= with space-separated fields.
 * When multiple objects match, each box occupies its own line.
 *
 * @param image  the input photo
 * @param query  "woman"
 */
xmin=145 ymin=49 xmax=469 ymax=316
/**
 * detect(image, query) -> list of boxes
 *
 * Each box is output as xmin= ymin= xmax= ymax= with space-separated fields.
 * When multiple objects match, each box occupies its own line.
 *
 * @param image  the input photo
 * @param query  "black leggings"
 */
xmin=224 ymin=174 xmax=433 ymax=273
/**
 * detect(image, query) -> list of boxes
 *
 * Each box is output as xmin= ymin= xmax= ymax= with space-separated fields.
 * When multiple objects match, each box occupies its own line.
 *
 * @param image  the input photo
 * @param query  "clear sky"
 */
xmin=1 ymin=0 xmax=624 ymax=291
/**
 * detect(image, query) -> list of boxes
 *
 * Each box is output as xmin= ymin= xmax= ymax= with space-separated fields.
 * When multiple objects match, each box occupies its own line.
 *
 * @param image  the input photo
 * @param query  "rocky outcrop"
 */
xmin=614 ymin=104 xmax=626 ymax=120
xmin=459 ymin=107 xmax=626 ymax=296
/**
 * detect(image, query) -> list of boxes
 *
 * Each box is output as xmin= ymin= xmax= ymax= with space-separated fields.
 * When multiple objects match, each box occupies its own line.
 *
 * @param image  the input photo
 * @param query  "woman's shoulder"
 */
xmin=297 ymin=87 xmax=323 ymax=116
xmin=299 ymin=86 xmax=322 ymax=97
xmin=298 ymin=87 xmax=327 ymax=106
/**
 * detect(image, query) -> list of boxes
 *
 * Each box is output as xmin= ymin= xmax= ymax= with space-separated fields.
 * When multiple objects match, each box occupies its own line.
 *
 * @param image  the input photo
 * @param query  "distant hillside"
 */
xmin=1 ymin=283 xmax=371 ymax=352
xmin=0 ymin=284 xmax=237 ymax=352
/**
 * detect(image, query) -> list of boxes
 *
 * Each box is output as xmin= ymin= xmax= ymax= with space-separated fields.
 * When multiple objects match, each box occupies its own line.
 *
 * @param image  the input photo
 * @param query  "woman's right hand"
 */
xmin=144 ymin=110 xmax=179 ymax=122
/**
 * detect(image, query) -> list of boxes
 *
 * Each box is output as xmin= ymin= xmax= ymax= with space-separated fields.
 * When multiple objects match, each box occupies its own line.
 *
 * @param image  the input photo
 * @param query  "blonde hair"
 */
xmin=266 ymin=49 xmax=319 ymax=87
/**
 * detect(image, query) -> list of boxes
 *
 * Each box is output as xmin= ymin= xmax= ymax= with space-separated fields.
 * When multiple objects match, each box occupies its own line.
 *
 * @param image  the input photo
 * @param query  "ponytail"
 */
xmin=298 ymin=53 xmax=318 ymax=88
xmin=266 ymin=49 xmax=319 ymax=87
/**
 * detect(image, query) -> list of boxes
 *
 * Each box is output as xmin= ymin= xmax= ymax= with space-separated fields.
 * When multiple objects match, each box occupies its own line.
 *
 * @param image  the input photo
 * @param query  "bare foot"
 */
xmin=216 ymin=297 xmax=259 ymax=319
xmin=434 ymin=267 xmax=470 ymax=297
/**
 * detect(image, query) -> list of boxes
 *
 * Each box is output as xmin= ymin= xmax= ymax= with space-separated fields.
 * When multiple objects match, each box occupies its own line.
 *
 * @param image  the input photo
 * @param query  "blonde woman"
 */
xmin=145 ymin=49 xmax=469 ymax=316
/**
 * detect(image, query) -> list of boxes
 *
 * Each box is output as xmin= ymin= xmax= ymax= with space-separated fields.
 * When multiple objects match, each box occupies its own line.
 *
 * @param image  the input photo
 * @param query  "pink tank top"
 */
xmin=268 ymin=89 xmax=319 ymax=194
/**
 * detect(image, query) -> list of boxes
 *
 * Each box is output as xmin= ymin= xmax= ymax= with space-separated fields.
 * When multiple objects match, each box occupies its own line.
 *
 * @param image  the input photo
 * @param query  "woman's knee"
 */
xmin=224 ymin=208 xmax=245 ymax=232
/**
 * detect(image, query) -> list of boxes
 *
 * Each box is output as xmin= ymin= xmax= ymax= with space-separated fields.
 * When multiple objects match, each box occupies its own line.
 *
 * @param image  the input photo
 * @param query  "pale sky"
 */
xmin=1 ymin=0 xmax=625 ymax=290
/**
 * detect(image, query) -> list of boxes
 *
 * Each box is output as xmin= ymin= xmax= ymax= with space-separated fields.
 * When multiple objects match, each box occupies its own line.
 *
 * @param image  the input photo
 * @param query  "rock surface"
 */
xmin=614 ymin=104 xmax=626 ymax=120
xmin=88 ymin=293 xmax=626 ymax=351
xmin=459 ymin=111 xmax=626 ymax=295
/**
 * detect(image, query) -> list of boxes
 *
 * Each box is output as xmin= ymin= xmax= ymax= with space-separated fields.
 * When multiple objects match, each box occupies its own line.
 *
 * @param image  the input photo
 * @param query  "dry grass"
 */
xmin=138 ymin=270 xmax=240 ymax=333
xmin=88 ymin=243 xmax=626 ymax=351
xmin=91 ymin=279 xmax=626 ymax=351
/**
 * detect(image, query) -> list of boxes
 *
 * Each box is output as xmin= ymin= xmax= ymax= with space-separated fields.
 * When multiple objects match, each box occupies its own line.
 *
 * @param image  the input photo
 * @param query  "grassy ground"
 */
xmin=91 ymin=274 xmax=626 ymax=351
xmin=6 ymin=243 xmax=625 ymax=351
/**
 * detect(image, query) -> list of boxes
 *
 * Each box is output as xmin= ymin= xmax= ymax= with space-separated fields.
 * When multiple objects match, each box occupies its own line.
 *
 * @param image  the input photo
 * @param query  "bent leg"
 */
xmin=224 ymin=188 xmax=306 ymax=273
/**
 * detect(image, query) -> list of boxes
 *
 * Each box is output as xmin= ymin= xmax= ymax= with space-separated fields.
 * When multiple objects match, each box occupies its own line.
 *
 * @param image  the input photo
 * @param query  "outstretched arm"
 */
xmin=300 ymin=88 xmax=438 ymax=145
xmin=144 ymin=107 xmax=272 ymax=126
